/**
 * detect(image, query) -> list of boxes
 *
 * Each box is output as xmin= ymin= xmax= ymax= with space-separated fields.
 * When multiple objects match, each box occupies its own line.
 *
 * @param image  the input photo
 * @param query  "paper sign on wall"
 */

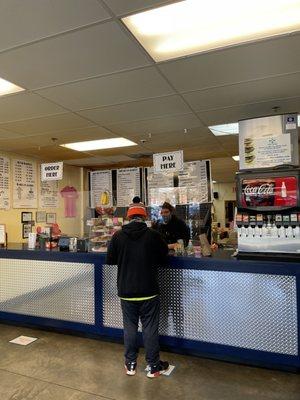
xmin=41 ymin=162 xmax=63 ymax=181
xmin=153 ymin=150 xmax=184 ymax=173
xmin=13 ymin=159 xmax=37 ymax=209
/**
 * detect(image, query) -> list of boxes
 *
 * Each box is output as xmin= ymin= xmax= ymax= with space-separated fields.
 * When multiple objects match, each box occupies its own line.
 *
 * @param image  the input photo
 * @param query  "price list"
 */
xmin=0 ymin=156 xmax=10 ymax=209
xmin=13 ymin=160 xmax=37 ymax=208
xmin=117 ymin=168 xmax=140 ymax=207
xmin=178 ymin=161 xmax=209 ymax=203
xmin=90 ymin=170 xmax=112 ymax=208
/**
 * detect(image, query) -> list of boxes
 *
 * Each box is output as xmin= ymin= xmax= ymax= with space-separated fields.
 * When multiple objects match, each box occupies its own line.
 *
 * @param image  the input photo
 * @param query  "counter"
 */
xmin=0 ymin=246 xmax=298 ymax=372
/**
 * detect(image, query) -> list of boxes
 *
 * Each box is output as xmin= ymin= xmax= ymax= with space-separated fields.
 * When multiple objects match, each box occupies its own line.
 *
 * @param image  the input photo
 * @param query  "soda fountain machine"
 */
xmin=236 ymin=166 xmax=300 ymax=258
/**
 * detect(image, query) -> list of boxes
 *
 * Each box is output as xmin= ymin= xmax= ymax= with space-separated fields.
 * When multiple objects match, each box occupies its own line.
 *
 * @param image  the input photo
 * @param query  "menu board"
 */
xmin=39 ymin=180 xmax=59 ymax=208
xmin=117 ymin=168 xmax=140 ymax=207
xmin=147 ymin=167 xmax=174 ymax=205
xmin=0 ymin=156 xmax=10 ymax=210
xmin=147 ymin=167 xmax=174 ymax=190
xmin=13 ymin=160 xmax=37 ymax=208
xmin=90 ymin=170 xmax=113 ymax=208
xmin=178 ymin=161 xmax=209 ymax=203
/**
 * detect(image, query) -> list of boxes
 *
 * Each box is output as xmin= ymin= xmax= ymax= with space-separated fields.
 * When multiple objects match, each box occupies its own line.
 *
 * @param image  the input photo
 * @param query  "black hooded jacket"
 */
xmin=106 ymin=221 xmax=168 ymax=298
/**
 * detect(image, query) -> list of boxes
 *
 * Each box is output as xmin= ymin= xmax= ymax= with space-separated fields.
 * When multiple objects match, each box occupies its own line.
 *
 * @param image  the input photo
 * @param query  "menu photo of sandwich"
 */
xmin=244 ymin=137 xmax=255 ymax=164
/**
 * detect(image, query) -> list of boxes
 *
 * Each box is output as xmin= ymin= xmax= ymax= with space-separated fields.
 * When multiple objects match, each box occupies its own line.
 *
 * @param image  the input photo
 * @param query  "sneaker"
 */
xmin=147 ymin=361 xmax=169 ymax=378
xmin=125 ymin=361 xmax=137 ymax=376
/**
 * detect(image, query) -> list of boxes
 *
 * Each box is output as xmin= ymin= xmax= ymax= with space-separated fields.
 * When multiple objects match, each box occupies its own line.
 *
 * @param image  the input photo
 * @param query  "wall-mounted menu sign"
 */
xmin=90 ymin=170 xmax=113 ymax=208
xmin=147 ymin=167 xmax=174 ymax=190
xmin=153 ymin=150 xmax=184 ymax=173
xmin=13 ymin=160 xmax=37 ymax=209
xmin=41 ymin=162 xmax=63 ymax=181
xmin=178 ymin=161 xmax=209 ymax=203
xmin=0 ymin=156 xmax=10 ymax=210
xmin=117 ymin=168 xmax=140 ymax=207
xmin=39 ymin=180 xmax=59 ymax=208
xmin=147 ymin=160 xmax=211 ymax=205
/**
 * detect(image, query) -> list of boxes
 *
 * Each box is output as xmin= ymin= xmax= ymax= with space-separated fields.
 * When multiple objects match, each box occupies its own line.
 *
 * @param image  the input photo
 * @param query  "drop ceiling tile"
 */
xmin=198 ymin=97 xmax=300 ymax=126
xmin=104 ymin=0 xmax=173 ymax=16
xmin=107 ymin=113 xmax=203 ymax=136
xmin=88 ymin=144 xmax=146 ymax=157
xmin=64 ymin=156 xmax=113 ymax=166
xmin=0 ymin=113 xmax=95 ymax=135
xmin=44 ymin=126 xmax=116 ymax=142
xmin=0 ymin=128 xmax=23 ymax=139
xmin=0 ymin=22 xmax=151 ymax=89
xmin=100 ymin=154 xmax=137 ymax=162
xmin=159 ymin=34 xmax=300 ymax=92
xmin=36 ymin=67 xmax=174 ymax=110
xmin=78 ymin=95 xmax=190 ymax=124
xmin=0 ymin=93 xmax=65 ymax=123
xmin=0 ymin=0 xmax=110 ymax=51
xmin=12 ymin=145 xmax=89 ymax=161
xmin=183 ymin=73 xmax=300 ymax=112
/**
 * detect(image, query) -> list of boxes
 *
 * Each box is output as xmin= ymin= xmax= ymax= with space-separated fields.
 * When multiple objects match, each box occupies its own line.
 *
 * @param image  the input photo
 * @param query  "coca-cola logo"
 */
xmin=243 ymin=183 xmax=274 ymax=197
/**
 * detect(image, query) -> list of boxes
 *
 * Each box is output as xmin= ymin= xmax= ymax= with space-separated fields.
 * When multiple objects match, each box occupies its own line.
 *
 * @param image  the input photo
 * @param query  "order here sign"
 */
xmin=153 ymin=150 xmax=184 ymax=173
xmin=41 ymin=162 xmax=63 ymax=181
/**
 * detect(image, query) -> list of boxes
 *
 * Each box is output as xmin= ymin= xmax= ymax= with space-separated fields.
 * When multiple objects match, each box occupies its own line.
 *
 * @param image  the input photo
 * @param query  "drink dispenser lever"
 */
xmin=275 ymin=214 xmax=282 ymax=238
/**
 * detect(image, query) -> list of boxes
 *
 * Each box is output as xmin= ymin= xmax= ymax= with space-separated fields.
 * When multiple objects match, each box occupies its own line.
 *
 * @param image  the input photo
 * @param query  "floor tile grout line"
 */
xmin=0 ymin=366 xmax=116 ymax=400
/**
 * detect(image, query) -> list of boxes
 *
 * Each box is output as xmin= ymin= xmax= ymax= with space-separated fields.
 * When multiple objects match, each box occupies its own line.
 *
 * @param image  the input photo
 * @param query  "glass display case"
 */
xmin=87 ymin=215 xmax=123 ymax=253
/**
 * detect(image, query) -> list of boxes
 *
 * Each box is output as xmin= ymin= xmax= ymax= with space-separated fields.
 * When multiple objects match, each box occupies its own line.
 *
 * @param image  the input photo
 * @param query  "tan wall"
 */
xmin=0 ymin=151 xmax=86 ymax=243
xmin=213 ymin=182 xmax=236 ymax=227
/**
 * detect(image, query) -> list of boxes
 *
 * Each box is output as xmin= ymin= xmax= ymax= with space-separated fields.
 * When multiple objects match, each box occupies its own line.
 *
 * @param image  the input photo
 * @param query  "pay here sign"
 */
xmin=153 ymin=150 xmax=184 ymax=173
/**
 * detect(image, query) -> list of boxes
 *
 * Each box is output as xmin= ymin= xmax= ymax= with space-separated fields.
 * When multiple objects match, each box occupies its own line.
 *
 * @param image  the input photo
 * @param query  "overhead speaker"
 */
xmin=213 ymin=192 xmax=219 ymax=199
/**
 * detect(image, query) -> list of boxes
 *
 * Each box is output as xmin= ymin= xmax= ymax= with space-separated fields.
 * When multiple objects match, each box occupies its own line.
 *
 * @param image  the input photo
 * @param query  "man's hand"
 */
xmin=168 ymin=243 xmax=177 ymax=250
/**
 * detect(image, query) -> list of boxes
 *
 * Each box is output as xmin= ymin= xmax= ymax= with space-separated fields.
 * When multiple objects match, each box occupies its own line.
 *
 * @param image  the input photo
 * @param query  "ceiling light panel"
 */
xmin=61 ymin=137 xmax=137 ymax=151
xmin=0 ymin=77 xmax=24 ymax=96
xmin=209 ymin=123 xmax=239 ymax=136
xmin=123 ymin=0 xmax=300 ymax=62
xmin=232 ymin=155 xmax=240 ymax=161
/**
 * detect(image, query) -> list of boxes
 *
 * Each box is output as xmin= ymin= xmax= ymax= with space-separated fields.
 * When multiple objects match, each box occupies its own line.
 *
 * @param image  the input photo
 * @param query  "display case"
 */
xmin=87 ymin=216 xmax=122 ymax=253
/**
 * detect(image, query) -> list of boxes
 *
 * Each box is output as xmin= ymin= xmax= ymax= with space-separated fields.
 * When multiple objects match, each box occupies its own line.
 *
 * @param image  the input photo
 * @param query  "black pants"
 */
xmin=121 ymin=296 xmax=160 ymax=366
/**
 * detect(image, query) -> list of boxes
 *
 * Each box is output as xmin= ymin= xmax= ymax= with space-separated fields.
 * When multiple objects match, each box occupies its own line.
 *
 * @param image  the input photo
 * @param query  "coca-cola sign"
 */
xmin=241 ymin=177 xmax=297 ymax=208
xmin=243 ymin=183 xmax=274 ymax=197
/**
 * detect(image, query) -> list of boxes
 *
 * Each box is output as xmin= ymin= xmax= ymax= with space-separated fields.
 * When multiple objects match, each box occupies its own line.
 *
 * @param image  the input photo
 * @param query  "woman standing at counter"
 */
xmin=153 ymin=202 xmax=190 ymax=250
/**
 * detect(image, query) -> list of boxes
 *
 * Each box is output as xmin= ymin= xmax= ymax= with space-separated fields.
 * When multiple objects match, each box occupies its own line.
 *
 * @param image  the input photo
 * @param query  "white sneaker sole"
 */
xmin=125 ymin=365 xmax=136 ymax=376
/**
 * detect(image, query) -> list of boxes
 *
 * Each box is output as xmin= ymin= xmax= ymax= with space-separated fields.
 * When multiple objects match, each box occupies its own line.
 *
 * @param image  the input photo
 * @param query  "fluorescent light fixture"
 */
xmin=212 ymin=180 xmax=217 ymax=184
xmin=0 ymin=77 xmax=24 ymax=96
xmin=61 ymin=137 xmax=137 ymax=152
xmin=232 ymin=155 xmax=240 ymax=161
xmin=122 ymin=0 xmax=300 ymax=62
xmin=209 ymin=123 xmax=239 ymax=136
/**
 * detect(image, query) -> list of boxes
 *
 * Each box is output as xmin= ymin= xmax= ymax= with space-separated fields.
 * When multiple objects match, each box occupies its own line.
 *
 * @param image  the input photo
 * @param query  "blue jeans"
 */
xmin=121 ymin=296 xmax=160 ymax=366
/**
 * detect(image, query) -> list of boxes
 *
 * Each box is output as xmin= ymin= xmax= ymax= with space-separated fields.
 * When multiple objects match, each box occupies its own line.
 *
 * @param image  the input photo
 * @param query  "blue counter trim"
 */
xmin=1 ymin=249 xmax=300 ymax=275
xmin=0 ymin=249 xmax=299 ymax=372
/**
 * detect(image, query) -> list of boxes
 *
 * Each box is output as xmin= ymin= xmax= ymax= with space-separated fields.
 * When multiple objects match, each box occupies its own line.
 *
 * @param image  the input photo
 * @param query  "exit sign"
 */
xmin=153 ymin=150 xmax=184 ymax=173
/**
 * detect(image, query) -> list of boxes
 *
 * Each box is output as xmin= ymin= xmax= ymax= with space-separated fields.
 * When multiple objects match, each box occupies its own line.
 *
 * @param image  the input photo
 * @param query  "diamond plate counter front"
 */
xmin=0 ymin=258 xmax=95 ymax=324
xmin=102 ymin=265 xmax=298 ymax=356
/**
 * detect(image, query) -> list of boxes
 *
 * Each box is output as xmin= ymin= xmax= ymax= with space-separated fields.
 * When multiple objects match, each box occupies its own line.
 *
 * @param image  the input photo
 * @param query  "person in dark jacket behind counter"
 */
xmin=153 ymin=202 xmax=190 ymax=250
xmin=106 ymin=197 xmax=169 ymax=378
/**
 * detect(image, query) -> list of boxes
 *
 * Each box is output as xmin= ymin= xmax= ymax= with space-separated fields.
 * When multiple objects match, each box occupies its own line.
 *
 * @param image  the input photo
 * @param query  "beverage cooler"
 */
xmin=235 ymin=166 xmax=300 ymax=258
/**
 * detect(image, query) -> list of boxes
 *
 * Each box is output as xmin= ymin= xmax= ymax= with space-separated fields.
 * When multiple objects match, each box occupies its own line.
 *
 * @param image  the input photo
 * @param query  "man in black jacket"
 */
xmin=153 ymin=202 xmax=190 ymax=250
xmin=106 ymin=197 xmax=169 ymax=378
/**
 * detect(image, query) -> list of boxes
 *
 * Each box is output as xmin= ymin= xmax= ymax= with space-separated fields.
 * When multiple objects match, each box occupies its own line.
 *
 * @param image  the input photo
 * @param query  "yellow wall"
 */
xmin=0 ymin=151 xmax=85 ymax=243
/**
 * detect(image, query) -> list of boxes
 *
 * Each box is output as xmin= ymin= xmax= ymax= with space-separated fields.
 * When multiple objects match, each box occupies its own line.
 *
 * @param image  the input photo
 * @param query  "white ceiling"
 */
xmin=0 ymin=0 xmax=299 ymax=182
